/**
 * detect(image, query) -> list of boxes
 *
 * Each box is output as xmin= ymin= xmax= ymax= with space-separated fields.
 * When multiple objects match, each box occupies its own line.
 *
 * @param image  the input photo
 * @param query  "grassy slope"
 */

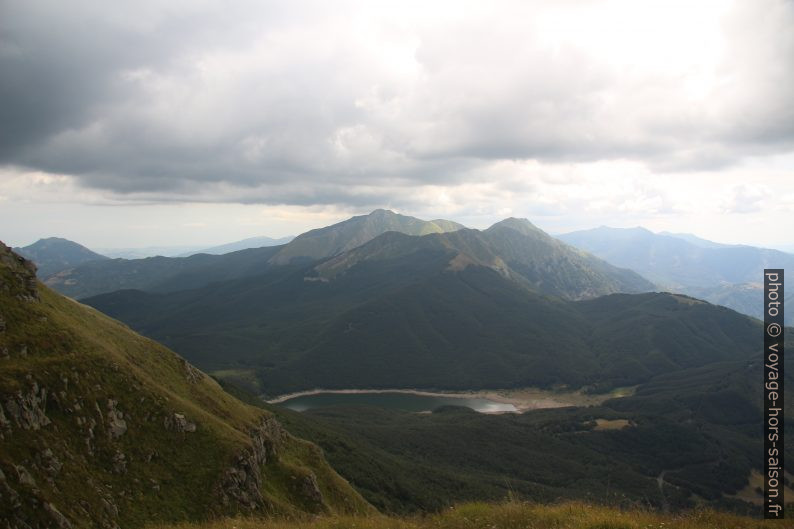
xmin=0 ymin=245 xmax=371 ymax=528
xmin=152 ymin=500 xmax=792 ymax=529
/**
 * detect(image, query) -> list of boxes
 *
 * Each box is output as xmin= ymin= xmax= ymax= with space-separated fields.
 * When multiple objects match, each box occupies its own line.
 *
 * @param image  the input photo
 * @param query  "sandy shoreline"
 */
xmin=263 ymin=386 xmax=625 ymax=412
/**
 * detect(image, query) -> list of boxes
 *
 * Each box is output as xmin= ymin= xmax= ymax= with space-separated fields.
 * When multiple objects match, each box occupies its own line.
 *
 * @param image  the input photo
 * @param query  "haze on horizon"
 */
xmin=1 ymin=0 xmax=792 ymax=250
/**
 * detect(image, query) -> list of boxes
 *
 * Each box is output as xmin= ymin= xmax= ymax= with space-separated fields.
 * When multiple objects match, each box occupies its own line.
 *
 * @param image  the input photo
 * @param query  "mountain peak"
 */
xmin=488 ymin=217 xmax=543 ymax=236
xmin=367 ymin=208 xmax=397 ymax=216
xmin=14 ymin=237 xmax=108 ymax=278
xmin=270 ymin=211 xmax=465 ymax=264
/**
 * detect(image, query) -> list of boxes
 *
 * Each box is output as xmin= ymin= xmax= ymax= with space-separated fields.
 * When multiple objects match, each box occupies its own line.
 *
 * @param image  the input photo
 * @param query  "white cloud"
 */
xmin=0 ymin=0 xmax=792 ymax=247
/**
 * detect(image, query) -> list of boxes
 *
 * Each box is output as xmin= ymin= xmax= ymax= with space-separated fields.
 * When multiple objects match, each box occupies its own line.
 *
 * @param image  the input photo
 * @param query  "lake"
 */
xmin=276 ymin=391 xmax=518 ymax=413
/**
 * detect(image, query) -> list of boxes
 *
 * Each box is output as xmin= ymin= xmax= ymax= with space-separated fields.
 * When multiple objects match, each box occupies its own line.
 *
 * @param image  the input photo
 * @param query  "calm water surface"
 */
xmin=277 ymin=392 xmax=517 ymax=413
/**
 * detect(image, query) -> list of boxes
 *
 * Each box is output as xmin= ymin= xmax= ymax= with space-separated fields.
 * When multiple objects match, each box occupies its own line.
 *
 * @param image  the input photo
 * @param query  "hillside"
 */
xmin=268 ymin=209 xmax=465 ymax=265
xmin=84 ymin=227 xmax=755 ymax=396
xmin=559 ymin=226 xmax=794 ymax=324
xmin=14 ymin=237 xmax=109 ymax=278
xmin=0 ymin=242 xmax=371 ymax=528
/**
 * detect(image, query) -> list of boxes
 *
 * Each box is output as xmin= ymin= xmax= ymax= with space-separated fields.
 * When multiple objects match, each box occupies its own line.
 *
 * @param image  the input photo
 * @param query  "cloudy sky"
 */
xmin=1 ymin=0 xmax=793 ymax=250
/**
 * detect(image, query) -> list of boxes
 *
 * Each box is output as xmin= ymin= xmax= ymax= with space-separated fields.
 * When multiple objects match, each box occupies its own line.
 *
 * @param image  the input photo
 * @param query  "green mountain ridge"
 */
xmin=269 ymin=209 xmax=466 ymax=265
xmin=313 ymin=219 xmax=654 ymax=300
xmin=0 ymin=242 xmax=371 ymax=528
xmin=41 ymin=210 xmax=466 ymax=300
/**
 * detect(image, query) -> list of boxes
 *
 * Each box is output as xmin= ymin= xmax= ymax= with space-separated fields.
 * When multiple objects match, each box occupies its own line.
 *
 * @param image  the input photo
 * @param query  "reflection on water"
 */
xmin=277 ymin=391 xmax=517 ymax=413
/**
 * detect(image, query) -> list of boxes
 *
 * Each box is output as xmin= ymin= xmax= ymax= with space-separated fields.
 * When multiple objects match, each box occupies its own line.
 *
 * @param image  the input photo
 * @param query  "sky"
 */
xmin=1 ymin=0 xmax=793 ymax=250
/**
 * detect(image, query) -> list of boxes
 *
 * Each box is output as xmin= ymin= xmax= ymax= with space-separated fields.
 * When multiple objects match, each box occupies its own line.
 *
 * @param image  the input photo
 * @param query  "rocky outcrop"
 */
xmin=3 ymin=377 xmax=51 ymax=431
xmin=300 ymin=472 xmax=324 ymax=506
xmin=112 ymin=451 xmax=127 ymax=474
xmin=0 ymin=241 xmax=39 ymax=301
xmin=180 ymin=358 xmax=204 ymax=384
xmin=163 ymin=412 xmax=196 ymax=433
xmin=215 ymin=416 xmax=286 ymax=512
xmin=44 ymin=502 xmax=73 ymax=529
xmin=105 ymin=399 xmax=127 ymax=438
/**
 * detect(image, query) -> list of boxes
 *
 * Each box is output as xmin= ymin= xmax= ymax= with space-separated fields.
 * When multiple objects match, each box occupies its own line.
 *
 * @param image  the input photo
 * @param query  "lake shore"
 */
xmin=264 ymin=386 xmax=630 ymax=412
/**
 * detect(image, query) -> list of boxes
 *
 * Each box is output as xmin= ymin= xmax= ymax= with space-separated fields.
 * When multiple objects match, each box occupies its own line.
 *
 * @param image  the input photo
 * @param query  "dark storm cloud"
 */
xmin=1 ymin=0 xmax=793 ymax=206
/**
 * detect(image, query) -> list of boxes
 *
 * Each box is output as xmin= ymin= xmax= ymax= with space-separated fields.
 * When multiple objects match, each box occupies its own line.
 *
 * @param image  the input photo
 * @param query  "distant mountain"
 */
xmin=0 ymin=242 xmax=371 ymax=527
xmin=83 ymin=223 xmax=758 ymax=397
xmin=14 ymin=237 xmax=108 ymax=277
xmin=558 ymin=226 xmax=794 ymax=324
xmin=559 ymin=226 xmax=792 ymax=287
xmin=180 ymin=235 xmax=295 ymax=257
xmin=772 ymin=243 xmax=794 ymax=254
xmin=658 ymin=231 xmax=737 ymax=249
xmin=94 ymin=245 xmax=206 ymax=259
xmin=45 ymin=245 xmax=287 ymax=299
xmin=269 ymin=209 xmax=465 ymax=265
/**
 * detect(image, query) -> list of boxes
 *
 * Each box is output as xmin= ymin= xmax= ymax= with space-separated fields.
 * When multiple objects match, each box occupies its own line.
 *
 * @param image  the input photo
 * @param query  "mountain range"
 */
xmin=38 ymin=211 xmax=652 ymax=302
xmin=559 ymin=226 xmax=794 ymax=324
xmin=76 ymin=212 xmax=764 ymax=398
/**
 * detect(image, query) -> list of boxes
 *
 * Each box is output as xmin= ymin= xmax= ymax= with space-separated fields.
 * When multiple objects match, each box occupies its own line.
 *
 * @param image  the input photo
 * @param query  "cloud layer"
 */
xmin=1 ymin=0 xmax=793 ymax=209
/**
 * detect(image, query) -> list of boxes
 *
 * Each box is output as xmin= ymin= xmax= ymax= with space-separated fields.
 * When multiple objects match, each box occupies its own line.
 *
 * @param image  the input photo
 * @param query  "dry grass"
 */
xmin=150 ymin=501 xmax=792 ymax=529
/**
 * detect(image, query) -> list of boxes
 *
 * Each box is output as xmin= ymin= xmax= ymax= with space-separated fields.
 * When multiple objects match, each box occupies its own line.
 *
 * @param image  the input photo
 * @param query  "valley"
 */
xmin=3 ymin=210 xmax=791 ymax=526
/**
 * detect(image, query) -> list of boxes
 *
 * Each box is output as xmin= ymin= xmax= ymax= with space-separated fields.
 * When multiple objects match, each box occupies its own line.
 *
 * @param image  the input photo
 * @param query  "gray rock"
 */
xmin=39 ymin=448 xmax=63 ymax=477
xmin=300 ymin=472 xmax=324 ymax=506
xmin=180 ymin=358 xmax=204 ymax=384
xmin=15 ymin=464 xmax=36 ymax=487
xmin=214 ymin=417 xmax=286 ymax=512
xmin=4 ymin=382 xmax=51 ymax=430
xmin=0 ymin=401 xmax=10 ymax=429
xmin=112 ymin=451 xmax=127 ymax=474
xmin=106 ymin=400 xmax=127 ymax=438
xmin=44 ymin=502 xmax=73 ymax=529
xmin=164 ymin=412 xmax=196 ymax=433
xmin=101 ymin=497 xmax=119 ymax=518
